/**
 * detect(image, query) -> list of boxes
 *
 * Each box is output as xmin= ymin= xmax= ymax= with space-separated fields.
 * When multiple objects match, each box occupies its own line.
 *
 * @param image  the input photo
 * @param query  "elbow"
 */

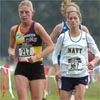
xmin=50 ymin=44 xmax=55 ymax=52
xmin=49 ymin=43 xmax=54 ymax=53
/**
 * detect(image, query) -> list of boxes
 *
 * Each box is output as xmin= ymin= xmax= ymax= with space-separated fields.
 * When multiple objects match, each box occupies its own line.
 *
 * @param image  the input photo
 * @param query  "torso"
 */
xmin=16 ymin=22 xmax=43 ymax=62
xmin=60 ymin=30 xmax=88 ymax=77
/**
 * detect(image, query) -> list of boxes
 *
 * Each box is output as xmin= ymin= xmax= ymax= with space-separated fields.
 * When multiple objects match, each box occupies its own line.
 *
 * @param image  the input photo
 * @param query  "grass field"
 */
xmin=0 ymin=67 xmax=100 ymax=100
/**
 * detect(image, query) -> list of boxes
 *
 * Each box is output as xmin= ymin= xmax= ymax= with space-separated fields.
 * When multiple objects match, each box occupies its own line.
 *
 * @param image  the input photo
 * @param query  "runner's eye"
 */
xmin=20 ymin=11 xmax=29 ymax=14
xmin=25 ymin=11 xmax=29 ymax=14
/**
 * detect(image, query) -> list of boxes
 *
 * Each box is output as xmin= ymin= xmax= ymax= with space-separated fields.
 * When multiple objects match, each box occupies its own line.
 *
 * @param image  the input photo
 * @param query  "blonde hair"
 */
xmin=60 ymin=0 xmax=71 ymax=17
xmin=18 ymin=0 xmax=34 ymax=11
xmin=67 ymin=11 xmax=82 ymax=19
xmin=67 ymin=2 xmax=80 ymax=12
xmin=60 ymin=1 xmax=80 ymax=17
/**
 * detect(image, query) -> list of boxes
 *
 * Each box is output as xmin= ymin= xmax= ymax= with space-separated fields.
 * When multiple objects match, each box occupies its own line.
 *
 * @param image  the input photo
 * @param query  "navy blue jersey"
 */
xmin=60 ymin=21 xmax=70 ymax=33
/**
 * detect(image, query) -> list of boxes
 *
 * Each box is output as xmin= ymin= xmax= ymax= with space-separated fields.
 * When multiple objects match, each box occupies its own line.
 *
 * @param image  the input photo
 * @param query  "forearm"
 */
xmin=92 ymin=56 xmax=100 ymax=66
xmin=54 ymin=64 xmax=60 ymax=72
xmin=8 ymin=44 xmax=16 ymax=55
xmin=28 ymin=45 xmax=54 ymax=63
xmin=36 ymin=45 xmax=54 ymax=59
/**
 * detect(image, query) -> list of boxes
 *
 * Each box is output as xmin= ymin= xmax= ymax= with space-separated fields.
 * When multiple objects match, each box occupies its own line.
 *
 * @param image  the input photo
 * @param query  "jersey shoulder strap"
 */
xmin=61 ymin=21 xmax=69 ymax=33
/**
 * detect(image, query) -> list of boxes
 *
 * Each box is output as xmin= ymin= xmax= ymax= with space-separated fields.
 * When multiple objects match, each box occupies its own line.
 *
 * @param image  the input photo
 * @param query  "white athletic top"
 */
xmin=52 ymin=30 xmax=100 ymax=77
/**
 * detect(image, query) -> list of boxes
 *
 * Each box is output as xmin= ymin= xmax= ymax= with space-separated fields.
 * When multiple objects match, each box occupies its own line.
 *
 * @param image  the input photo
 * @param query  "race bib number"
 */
xmin=67 ymin=57 xmax=83 ymax=74
xmin=18 ymin=44 xmax=34 ymax=61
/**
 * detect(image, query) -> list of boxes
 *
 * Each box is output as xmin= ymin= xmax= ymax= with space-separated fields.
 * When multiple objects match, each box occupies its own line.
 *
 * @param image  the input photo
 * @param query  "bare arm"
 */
xmin=8 ymin=25 xmax=17 ymax=60
xmin=28 ymin=22 xmax=54 ymax=63
xmin=82 ymin=25 xmax=90 ymax=33
xmin=50 ymin=23 xmax=62 ymax=40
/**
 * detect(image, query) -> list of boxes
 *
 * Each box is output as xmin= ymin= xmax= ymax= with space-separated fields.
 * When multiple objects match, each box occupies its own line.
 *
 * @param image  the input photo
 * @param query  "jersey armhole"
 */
xmin=15 ymin=25 xmax=19 ymax=34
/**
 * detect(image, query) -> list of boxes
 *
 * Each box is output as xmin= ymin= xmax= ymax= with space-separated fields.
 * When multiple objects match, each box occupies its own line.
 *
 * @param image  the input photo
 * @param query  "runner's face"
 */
xmin=18 ymin=5 xmax=33 ymax=23
xmin=67 ymin=12 xmax=81 ymax=28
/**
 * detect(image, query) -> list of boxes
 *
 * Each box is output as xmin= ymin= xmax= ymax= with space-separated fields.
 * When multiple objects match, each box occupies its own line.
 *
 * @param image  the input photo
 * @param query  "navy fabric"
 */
xmin=61 ymin=76 xmax=88 ymax=91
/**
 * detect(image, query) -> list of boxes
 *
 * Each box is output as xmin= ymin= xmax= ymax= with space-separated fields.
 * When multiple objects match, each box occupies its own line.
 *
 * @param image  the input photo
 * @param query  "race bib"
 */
xmin=67 ymin=57 xmax=83 ymax=74
xmin=18 ymin=44 xmax=34 ymax=62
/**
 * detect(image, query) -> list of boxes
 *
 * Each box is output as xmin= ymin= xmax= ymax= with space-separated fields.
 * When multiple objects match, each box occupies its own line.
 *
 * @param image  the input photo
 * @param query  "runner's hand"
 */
xmin=8 ymin=48 xmax=15 ymax=61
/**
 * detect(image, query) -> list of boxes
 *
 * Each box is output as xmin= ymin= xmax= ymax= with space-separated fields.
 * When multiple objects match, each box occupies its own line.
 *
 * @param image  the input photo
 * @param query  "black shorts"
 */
xmin=61 ymin=76 xmax=88 ymax=91
xmin=14 ymin=61 xmax=45 ymax=80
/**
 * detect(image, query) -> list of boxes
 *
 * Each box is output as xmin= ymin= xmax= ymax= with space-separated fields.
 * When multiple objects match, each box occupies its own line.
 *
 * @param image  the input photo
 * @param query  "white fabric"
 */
xmin=52 ymin=31 xmax=100 ymax=77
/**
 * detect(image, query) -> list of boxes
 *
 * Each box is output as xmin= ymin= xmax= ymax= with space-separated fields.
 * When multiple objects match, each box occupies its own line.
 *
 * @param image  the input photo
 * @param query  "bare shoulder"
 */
xmin=50 ymin=23 xmax=62 ymax=40
xmin=82 ymin=25 xmax=89 ymax=33
xmin=34 ymin=22 xmax=43 ymax=30
xmin=54 ymin=23 xmax=62 ymax=31
xmin=10 ymin=25 xmax=18 ymax=34
xmin=34 ymin=22 xmax=47 ymax=35
xmin=34 ymin=22 xmax=44 ymax=31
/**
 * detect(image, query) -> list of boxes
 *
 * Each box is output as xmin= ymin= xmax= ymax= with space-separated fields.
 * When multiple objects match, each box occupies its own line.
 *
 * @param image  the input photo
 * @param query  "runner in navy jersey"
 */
xmin=50 ymin=2 xmax=89 ymax=65
xmin=50 ymin=1 xmax=90 ymax=100
xmin=52 ymin=10 xmax=100 ymax=100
